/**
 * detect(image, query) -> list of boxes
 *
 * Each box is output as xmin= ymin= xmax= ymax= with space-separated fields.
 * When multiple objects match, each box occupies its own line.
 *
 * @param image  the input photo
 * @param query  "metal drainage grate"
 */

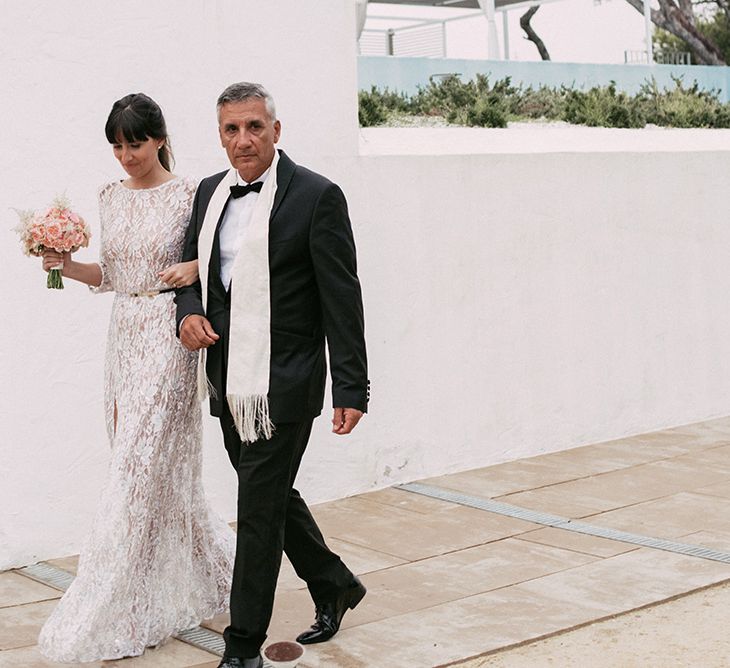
xmin=16 ymin=561 xmax=227 ymax=657
xmin=18 ymin=562 xmax=74 ymax=591
xmin=398 ymin=481 xmax=730 ymax=565
xmin=176 ymin=625 xmax=225 ymax=656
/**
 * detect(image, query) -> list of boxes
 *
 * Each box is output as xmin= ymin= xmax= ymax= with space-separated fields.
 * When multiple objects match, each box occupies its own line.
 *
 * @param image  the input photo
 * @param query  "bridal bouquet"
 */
xmin=15 ymin=195 xmax=91 ymax=289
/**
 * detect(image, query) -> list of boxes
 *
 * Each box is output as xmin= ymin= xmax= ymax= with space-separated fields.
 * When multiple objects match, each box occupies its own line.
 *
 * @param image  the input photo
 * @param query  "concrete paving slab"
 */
xmin=299 ymin=581 xmax=618 ymax=668
xmin=516 ymin=548 xmax=730 ymax=614
xmin=515 ymin=526 xmax=638 ymax=559
xmin=693 ymin=479 xmax=730 ymax=500
xmin=421 ymin=425 xmax=718 ymax=502
xmin=499 ymin=457 xmax=730 ymax=519
xmin=44 ymin=555 xmax=78 ymax=576
xmin=324 ymin=537 xmax=409 ymax=575
xmin=452 ymin=581 xmax=730 ymax=668
xmin=424 ymin=458 xmax=593 ymax=499
xmin=667 ymin=415 xmax=730 ymax=440
xmin=362 ymin=487 xmax=461 ymax=514
xmin=0 ymin=601 xmax=56 ymax=651
xmin=495 ymin=483 xmax=617 ymax=518
xmin=200 ymin=611 xmax=229 ymax=636
xmin=0 ymin=573 xmax=59 ymax=609
xmin=588 ymin=491 xmax=730 ymax=539
xmin=310 ymin=496 xmax=536 ymax=562
xmin=0 ymin=638 xmax=216 ymax=667
xmin=678 ymin=529 xmax=730 ymax=552
xmin=669 ymin=442 xmax=730 ymax=471
xmin=350 ymin=538 xmax=598 ymax=620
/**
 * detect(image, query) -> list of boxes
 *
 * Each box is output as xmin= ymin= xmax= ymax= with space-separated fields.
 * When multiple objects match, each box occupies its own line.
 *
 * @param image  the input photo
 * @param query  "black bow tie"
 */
xmin=230 ymin=181 xmax=263 ymax=199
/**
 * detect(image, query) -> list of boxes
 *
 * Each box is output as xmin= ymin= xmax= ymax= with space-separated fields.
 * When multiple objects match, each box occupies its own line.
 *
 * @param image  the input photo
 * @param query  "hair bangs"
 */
xmin=105 ymin=106 xmax=152 ymax=145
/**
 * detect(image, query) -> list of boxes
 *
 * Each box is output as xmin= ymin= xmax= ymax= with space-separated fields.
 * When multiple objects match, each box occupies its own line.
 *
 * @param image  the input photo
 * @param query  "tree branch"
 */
xmin=624 ymin=0 xmax=725 ymax=64
xmin=677 ymin=0 xmax=696 ymax=23
xmin=520 ymin=6 xmax=551 ymax=61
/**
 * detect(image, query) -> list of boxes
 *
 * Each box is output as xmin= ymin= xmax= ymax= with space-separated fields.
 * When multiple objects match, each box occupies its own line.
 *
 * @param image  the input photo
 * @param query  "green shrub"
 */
xmin=638 ymin=76 xmax=728 ymax=128
xmin=358 ymin=86 xmax=410 ymax=126
xmin=513 ymin=85 xmax=566 ymax=120
xmin=464 ymin=95 xmax=508 ymax=127
xmin=713 ymin=104 xmax=730 ymax=128
xmin=563 ymin=82 xmax=646 ymax=128
xmin=358 ymin=88 xmax=387 ymax=127
xmin=411 ymin=75 xmax=476 ymax=118
xmin=410 ymin=74 xmax=511 ymax=127
xmin=358 ymin=75 xmax=730 ymax=129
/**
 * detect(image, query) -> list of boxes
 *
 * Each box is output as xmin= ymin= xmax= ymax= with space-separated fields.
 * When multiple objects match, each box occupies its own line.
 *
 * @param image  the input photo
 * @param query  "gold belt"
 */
xmin=126 ymin=288 xmax=175 ymax=297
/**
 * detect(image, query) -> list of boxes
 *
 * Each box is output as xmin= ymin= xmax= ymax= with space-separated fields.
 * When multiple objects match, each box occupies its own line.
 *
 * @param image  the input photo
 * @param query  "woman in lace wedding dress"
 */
xmin=37 ymin=93 xmax=235 ymax=663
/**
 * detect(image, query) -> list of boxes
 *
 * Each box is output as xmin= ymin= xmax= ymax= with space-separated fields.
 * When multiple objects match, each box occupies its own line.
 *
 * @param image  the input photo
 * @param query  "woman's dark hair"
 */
xmin=104 ymin=93 xmax=174 ymax=172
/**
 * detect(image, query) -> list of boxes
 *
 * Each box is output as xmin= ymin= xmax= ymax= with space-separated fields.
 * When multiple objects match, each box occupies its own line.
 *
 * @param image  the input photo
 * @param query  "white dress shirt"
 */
xmin=218 ymin=167 xmax=271 ymax=289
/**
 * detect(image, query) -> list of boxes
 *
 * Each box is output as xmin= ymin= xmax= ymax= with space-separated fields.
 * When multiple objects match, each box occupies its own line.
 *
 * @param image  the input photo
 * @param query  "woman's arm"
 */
xmin=42 ymin=250 xmax=103 ymax=287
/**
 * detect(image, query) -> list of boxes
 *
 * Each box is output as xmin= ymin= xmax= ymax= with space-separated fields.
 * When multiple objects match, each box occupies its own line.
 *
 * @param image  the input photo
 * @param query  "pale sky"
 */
xmin=365 ymin=0 xmax=650 ymax=64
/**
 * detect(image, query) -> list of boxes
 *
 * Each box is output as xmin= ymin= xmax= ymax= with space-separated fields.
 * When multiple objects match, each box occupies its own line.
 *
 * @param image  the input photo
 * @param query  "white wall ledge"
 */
xmin=359 ymin=126 xmax=730 ymax=156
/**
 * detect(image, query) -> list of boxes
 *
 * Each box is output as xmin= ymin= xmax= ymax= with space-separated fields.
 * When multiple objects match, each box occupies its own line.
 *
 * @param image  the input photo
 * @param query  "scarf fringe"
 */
xmin=228 ymin=393 xmax=274 ymax=444
xmin=197 ymin=349 xmax=217 ymax=402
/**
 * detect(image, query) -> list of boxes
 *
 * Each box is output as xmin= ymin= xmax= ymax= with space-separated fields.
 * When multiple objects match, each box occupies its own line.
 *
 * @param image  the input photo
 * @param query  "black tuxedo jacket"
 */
xmin=175 ymin=150 xmax=368 ymax=423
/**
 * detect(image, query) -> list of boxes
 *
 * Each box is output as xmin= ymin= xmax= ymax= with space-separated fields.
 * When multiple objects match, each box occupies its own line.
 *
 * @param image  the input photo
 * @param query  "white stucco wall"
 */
xmin=0 ymin=0 xmax=358 ymax=569
xmin=3 ymin=1 xmax=730 ymax=569
xmin=320 ymin=148 xmax=730 ymax=490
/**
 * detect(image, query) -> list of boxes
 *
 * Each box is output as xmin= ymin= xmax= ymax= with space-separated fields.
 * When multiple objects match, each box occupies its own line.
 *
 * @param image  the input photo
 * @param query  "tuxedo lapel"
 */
xmin=271 ymin=150 xmax=295 ymax=221
xmin=209 ymin=205 xmax=228 ymax=300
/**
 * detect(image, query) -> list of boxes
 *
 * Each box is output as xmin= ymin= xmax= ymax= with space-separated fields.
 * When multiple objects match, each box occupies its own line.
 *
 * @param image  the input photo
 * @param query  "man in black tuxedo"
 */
xmin=176 ymin=82 xmax=368 ymax=668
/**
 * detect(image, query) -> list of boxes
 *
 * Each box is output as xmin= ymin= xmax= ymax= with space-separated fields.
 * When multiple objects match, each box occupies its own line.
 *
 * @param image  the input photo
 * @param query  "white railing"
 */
xmin=655 ymin=51 xmax=692 ymax=65
xmin=624 ymin=49 xmax=649 ymax=64
xmin=360 ymin=24 xmax=445 ymax=58
xmin=625 ymin=49 xmax=691 ymax=65
xmin=359 ymin=12 xmax=481 ymax=58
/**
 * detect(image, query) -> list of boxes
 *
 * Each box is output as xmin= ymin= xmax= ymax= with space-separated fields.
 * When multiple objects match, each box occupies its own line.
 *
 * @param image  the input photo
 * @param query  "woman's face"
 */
xmin=112 ymin=136 xmax=161 ymax=179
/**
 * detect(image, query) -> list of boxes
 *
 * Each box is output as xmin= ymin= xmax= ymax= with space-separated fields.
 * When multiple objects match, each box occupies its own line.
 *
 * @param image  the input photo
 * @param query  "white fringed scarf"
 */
xmin=197 ymin=151 xmax=279 ymax=443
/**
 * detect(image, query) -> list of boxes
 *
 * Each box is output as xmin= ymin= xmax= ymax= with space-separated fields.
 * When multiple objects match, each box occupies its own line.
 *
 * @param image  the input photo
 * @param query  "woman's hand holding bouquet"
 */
xmin=16 ymin=195 xmax=90 ymax=289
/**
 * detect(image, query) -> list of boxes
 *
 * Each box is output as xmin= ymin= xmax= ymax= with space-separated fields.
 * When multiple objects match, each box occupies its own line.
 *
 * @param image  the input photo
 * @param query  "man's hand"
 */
xmin=332 ymin=407 xmax=363 ymax=435
xmin=180 ymin=315 xmax=219 ymax=351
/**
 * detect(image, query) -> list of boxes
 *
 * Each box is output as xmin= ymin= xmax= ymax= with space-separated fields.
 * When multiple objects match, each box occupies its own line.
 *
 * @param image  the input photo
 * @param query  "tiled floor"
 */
xmin=455 ymin=580 xmax=730 ymax=668
xmin=4 ymin=416 xmax=730 ymax=667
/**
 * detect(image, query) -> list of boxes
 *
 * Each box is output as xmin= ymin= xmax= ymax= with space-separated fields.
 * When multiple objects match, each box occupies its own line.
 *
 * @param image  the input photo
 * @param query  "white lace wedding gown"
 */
xmin=38 ymin=177 xmax=235 ymax=663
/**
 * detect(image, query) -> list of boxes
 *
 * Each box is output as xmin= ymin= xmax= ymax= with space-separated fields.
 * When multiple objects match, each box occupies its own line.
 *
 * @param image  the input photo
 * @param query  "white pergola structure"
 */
xmin=365 ymin=0 xmax=654 ymax=63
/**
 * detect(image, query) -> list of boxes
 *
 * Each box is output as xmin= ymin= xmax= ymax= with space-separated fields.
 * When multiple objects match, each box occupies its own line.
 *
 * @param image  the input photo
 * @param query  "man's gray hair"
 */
xmin=217 ymin=82 xmax=277 ymax=121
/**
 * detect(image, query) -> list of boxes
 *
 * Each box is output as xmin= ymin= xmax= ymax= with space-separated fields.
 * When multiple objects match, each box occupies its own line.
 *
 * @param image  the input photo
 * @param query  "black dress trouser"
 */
xmin=219 ymin=403 xmax=355 ymax=658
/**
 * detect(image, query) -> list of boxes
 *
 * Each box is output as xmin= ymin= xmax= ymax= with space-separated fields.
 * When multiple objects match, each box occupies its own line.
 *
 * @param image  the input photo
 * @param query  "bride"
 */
xmin=37 ymin=93 xmax=235 ymax=662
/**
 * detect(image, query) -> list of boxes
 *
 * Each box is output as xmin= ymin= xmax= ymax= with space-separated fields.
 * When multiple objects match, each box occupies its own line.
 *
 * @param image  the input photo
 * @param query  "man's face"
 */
xmin=218 ymin=98 xmax=281 ymax=182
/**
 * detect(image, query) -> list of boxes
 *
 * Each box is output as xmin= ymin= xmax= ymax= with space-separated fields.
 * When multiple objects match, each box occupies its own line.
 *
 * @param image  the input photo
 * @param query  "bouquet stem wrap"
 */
xmin=47 ymin=265 xmax=64 ymax=289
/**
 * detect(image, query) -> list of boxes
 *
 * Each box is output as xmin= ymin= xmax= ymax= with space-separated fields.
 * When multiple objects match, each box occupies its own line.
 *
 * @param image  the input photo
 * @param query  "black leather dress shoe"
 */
xmin=217 ymin=655 xmax=263 ymax=668
xmin=296 ymin=577 xmax=367 ymax=645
